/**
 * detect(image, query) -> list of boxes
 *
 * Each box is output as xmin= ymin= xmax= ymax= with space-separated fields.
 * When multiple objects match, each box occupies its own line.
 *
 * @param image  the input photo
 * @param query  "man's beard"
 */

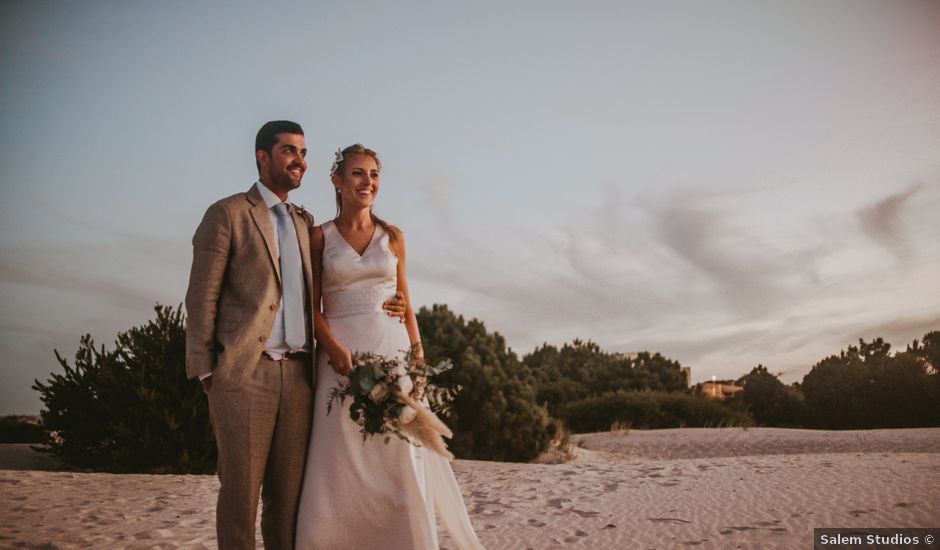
xmin=271 ymin=168 xmax=303 ymax=190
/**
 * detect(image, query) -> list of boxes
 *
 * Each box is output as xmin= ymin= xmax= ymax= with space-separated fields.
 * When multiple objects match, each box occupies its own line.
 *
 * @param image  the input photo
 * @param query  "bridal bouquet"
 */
xmin=327 ymin=345 xmax=459 ymax=459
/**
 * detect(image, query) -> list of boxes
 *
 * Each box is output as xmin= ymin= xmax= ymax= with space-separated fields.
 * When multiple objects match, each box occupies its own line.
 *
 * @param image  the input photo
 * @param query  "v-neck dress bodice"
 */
xmin=320 ymin=220 xmax=401 ymax=321
xmin=320 ymin=220 xmax=397 ymax=299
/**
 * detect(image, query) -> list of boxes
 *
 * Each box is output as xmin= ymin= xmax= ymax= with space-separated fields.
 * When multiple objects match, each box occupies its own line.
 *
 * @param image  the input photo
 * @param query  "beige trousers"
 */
xmin=208 ymin=354 xmax=314 ymax=550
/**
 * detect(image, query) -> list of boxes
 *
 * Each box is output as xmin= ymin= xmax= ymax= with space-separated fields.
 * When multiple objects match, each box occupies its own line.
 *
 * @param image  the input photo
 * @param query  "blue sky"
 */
xmin=2 ymin=1 xmax=939 ymax=414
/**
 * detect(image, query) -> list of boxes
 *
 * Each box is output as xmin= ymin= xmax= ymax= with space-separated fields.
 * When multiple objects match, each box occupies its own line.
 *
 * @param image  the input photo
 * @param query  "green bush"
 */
xmin=560 ymin=390 xmax=752 ymax=433
xmin=32 ymin=305 xmax=215 ymax=473
xmin=801 ymin=337 xmax=939 ymax=429
xmin=0 ymin=416 xmax=47 ymax=444
xmin=728 ymin=365 xmax=805 ymax=427
xmin=525 ymin=340 xmax=690 ymax=417
xmin=417 ymin=304 xmax=551 ymax=462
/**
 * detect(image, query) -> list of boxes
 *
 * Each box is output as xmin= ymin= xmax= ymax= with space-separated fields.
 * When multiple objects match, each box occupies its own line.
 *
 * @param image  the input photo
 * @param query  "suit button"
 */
xmin=258 ymin=336 xmax=265 ymax=342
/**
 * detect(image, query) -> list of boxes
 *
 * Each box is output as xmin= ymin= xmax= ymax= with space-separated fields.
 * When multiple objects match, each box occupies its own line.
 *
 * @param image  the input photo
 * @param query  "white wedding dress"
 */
xmin=295 ymin=220 xmax=484 ymax=550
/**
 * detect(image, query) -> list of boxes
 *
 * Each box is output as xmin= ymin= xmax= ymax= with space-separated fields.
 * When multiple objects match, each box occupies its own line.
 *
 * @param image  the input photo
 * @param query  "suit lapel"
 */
xmin=247 ymin=184 xmax=281 ymax=283
xmin=291 ymin=207 xmax=314 ymax=296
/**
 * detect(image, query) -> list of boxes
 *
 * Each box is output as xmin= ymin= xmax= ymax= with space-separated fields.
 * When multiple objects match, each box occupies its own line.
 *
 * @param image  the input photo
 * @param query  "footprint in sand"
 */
xmin=648 ymin=517 xmax=692 ymax=524
xmin=895 ymin=502 xmax=914 ymax=508
xmin=547 ymin=498 xmax=571 ymax=508
xmin=527 ymin=519 xmax=547 ymax=527
xmin=562 ymin=530 xmax=589 ymax=542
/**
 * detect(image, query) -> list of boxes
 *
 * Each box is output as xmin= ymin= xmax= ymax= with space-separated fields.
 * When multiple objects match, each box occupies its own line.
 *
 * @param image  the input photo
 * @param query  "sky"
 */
xmin=1 ymin=1 xmax=939 ymax=414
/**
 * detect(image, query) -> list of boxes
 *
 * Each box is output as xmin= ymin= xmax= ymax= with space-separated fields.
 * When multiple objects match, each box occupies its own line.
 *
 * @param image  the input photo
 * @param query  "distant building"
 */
xmin=701 ymin=380 xmax=744 ymax=400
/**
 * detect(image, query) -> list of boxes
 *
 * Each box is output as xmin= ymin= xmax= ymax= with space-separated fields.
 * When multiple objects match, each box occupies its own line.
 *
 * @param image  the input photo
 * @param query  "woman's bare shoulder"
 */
xmin=386 ymin=223 xmax=403 ymax=238
xmin=310 ymin=224 xmax=325 ymax=250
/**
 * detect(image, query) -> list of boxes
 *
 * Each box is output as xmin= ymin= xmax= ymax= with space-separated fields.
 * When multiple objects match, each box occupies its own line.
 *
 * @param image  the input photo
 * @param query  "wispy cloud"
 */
xmin=857 ymin=182 xmax=923 ymax=260
xmin=409 ymin=180 xmax=940 ymax=380
xmin=0 ymin=237 xmax=187 ymax=312
xmin=0 ymin=250 xmax=158 ymax=310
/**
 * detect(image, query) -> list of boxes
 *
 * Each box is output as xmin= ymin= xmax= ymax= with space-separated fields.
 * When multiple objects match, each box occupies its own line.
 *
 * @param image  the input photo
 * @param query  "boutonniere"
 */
xmin=293 ymin=204 xmax=315 ymax=227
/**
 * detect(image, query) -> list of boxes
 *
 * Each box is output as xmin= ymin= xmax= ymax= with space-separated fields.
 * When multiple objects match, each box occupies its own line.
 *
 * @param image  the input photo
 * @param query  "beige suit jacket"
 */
xmin=185 ymin=183 xmax=315 ymax=390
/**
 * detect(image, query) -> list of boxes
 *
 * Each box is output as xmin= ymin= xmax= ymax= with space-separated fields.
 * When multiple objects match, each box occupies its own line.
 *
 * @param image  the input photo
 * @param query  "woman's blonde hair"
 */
xmin=332 ymin=144 xmax=399 ymax=244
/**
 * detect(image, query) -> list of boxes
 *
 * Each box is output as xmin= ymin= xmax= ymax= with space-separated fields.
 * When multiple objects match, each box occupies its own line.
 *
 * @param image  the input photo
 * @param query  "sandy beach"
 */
xmin=2 ymin=428 xmax=938 ymax=549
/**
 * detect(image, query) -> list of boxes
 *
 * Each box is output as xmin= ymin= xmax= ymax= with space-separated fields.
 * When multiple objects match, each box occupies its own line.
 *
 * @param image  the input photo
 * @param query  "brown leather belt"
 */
xmin=264 ymin=351 xmax=312 ymax=361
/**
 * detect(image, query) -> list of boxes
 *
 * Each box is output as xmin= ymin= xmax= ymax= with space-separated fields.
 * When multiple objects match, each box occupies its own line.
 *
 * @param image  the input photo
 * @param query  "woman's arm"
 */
xmin=310 ymin=225 xmax=353 ymax=376
xmin=389 ymin=228 xmax=422 ymax=361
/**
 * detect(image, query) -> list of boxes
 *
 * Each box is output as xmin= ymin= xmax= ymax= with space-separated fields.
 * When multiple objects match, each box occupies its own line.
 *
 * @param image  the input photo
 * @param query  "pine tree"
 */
xmin=33 ymin=305 xmax=215 ymax=473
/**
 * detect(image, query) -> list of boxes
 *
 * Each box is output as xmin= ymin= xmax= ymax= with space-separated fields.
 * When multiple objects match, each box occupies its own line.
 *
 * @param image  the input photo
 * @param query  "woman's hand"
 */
xmin=382 ymin=292 xmax=408 ymax=323
xmin=326 ymin=343 xmax=353 ymax=376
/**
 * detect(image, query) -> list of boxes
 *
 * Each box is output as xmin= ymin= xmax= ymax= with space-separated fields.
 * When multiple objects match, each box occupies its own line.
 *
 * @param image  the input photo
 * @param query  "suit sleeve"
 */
xmin=185 ymin=201 xmax=232 ymax=380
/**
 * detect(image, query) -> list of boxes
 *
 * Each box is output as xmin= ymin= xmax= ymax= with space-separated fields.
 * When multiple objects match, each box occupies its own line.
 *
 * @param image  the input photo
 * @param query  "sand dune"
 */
xmin=2 ymin=428 xmax=938 ymax=549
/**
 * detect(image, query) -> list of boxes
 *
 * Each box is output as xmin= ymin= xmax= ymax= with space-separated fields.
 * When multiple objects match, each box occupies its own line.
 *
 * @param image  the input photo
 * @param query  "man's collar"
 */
xmin=254 ymin=181 xmax=287 ymax=209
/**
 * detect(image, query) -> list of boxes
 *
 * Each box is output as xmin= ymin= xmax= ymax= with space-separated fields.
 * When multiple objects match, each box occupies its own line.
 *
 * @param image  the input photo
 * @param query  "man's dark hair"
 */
xmin=255 ymin=120 xmax=304 ymax=172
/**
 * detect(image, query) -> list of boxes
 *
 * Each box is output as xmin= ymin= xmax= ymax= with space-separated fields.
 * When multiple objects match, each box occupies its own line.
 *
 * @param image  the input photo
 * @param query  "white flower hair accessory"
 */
xmin=329 ymin=148 xmax=344 ymax=176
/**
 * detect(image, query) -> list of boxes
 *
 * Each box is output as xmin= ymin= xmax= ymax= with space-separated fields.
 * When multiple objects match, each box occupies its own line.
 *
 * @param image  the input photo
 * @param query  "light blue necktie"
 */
xmin=273 ymin=204 xmax=305 ymax=350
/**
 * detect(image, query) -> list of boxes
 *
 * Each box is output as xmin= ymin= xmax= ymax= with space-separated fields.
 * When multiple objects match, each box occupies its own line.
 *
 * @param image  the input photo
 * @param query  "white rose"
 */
xmin=399 ymin=405 xmax=417 ymax=424
xmin=396 ymin=375 xmax=414 ymax=396
xmin=369 ymin=383 xmax=389 ymax=402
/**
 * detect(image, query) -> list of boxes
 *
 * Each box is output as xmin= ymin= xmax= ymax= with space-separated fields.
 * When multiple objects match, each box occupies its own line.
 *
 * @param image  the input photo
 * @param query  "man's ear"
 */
xmin=256 ymin=149 xmax=268 ymax=169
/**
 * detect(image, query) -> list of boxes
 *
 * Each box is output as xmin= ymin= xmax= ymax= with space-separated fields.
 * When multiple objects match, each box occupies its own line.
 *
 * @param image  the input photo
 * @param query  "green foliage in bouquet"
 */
xmin=416 ymin=304 xmax=552 ymax=462
xmin=32 ymin=305 xmax=216 ymax=473
xmin=327 ymin=345 xmax=457 ymax=444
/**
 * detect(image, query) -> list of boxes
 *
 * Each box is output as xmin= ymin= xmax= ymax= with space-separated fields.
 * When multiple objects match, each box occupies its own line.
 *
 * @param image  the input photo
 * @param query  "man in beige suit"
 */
xmin=185 ymin=121 xmax=404 ymax=549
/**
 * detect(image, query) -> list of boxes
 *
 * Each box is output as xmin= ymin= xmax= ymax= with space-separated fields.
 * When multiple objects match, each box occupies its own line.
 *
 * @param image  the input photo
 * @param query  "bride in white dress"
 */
xmin=295 ymin=145 xmax=484 ymax=550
